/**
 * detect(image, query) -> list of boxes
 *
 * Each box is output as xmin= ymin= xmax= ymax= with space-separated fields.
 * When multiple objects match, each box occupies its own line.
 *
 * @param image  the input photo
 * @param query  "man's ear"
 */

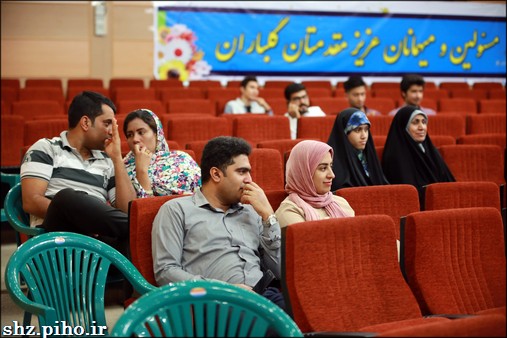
xmin=80 ymin=116 xmax=90 ymax=131
xmin=210 ymin=167 xmax=222 ymax=183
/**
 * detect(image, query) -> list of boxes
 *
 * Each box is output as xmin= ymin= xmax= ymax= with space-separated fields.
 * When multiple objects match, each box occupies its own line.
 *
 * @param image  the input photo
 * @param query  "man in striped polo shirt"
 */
xmin=20 ymin=91 xmax=136 ymax=254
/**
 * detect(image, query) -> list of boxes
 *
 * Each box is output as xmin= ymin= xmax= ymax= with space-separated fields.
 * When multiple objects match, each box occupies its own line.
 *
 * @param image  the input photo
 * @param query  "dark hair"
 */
xmin=201 ymin=136 xmax=251 ymax=183
xmin=284 ymin=82 xmax=306 ymax=101
xmin=123 ymin=109 xmax=157 ymax=136
xmin=343 ymin=75 xmax=367 ymax=92
xmin=400 ymin=74 xmax=425 ymax=93
xmin=240 ymin=76 xmax=258 ymax=88
xmin=68 ymin=91 xmax=116 ymax=128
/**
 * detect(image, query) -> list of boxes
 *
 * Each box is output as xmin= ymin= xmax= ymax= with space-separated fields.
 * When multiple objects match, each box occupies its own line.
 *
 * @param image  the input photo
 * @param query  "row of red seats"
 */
xmin=2 ymin=93 xmax=505 ymax=117
xmin=2 ymin=77 xmax=504 ymax=92
xmin=3 ymin=116 xmax=505 ymax=190
xmin=2 ymin=83 xmax=505 ymax=102
xmin=3 ymin=84 xmax=505 ymax=106
xmin=5 ymin=113 xmax=503 ymax=152
xmin=283 ymin=206 xmax=505 ymax=335
xmin=128 ymin=185 xmax=505 ymax=336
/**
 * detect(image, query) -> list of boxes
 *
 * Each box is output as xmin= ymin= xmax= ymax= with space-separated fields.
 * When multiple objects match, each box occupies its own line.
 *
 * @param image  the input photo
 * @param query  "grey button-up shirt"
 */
xmin=152 ymin=189 xmax=281 ymax=287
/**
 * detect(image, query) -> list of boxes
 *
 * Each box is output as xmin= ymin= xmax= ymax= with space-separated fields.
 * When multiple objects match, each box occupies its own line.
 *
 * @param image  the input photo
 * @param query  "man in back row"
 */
xmin=285 ymin=82 xmax=326 ymax=139
xmin=343 ymin=75 xmax=381 ymax=116
xmin=224 ymin=76 xmax=273 ymax=115
xmin=389 ymin=73 xmax=436 ymax=116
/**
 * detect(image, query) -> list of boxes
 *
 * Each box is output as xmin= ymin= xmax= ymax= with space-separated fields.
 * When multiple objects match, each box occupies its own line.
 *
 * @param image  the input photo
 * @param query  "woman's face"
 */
xmin=408 ymin=114 xmax=427 ymax=143
xmin=125 ymin=117 xmax=157 ymax=153
xmin=312 ymin=151 xmax=335 ymax=195
xmin=347 ymin=124 xmax=370 ymax=150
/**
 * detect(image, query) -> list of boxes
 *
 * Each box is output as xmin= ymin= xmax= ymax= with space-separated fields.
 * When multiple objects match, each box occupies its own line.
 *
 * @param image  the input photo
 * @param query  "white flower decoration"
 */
xmin=190 ymin=60 xmax=212 ymax=79
xmin=161 ymin=38 xmax=193 ymax=65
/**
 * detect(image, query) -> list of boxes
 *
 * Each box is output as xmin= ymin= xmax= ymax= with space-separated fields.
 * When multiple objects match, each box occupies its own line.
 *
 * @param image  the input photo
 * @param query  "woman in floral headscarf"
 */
xmin=123 ymin=109 xmax=201 ymax=198
xmin=275 ymin=140 xmax=354 ymax=227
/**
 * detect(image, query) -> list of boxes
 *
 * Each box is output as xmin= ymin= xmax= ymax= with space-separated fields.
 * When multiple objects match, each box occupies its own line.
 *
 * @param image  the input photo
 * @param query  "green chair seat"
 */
xmin=5 ymin=232 xmax=157 ymax=335
xmin=110 ymin=279 xmax=303 ymax=337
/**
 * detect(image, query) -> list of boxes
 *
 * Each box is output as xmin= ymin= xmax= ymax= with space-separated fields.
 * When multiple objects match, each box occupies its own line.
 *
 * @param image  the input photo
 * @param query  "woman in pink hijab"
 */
xmin=275 ymin=140 xmax=354 ymax=227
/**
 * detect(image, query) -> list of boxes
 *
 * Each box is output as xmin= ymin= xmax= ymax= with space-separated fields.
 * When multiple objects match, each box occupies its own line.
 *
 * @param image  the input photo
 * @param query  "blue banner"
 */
xmin=154 ymin=7 xmax=506 ymax=80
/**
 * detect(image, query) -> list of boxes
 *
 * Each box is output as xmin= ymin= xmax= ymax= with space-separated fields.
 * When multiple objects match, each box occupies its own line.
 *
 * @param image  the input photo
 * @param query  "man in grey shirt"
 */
xmin=152 ymin=136 xmax=283 ymax=308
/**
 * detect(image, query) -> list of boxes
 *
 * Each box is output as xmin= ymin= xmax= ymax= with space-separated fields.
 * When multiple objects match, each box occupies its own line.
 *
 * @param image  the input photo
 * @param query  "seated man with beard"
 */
xmin=284 ymin=82 xmax=326 ymax=139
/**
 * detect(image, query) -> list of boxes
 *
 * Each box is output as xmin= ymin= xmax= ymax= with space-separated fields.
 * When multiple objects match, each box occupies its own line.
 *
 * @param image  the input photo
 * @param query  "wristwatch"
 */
xmin=263 ymin=214 xmax=278 ymax=227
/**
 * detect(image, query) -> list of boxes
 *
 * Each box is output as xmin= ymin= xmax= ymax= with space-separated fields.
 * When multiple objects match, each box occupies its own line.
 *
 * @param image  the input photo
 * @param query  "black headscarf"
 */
xmin=327 ymin=108 xmax=389 ymax=191
xmin=382 ymin=105 xmax=455 ymax=193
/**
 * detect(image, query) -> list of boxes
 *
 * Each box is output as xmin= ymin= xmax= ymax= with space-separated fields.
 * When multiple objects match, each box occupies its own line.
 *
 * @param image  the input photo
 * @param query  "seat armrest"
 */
xmin=424 ymin=314 xmax=476 ymax=319
xmin=304 ymin=332 xmax=377 ymax=337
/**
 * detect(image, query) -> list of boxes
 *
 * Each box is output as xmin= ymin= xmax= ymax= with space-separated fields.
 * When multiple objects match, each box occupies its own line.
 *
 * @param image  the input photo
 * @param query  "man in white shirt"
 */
xmin=284 ymin=82 xmax=326 ymax=139
xmin=224 ymin=76 xmax=272 ymax=115
xmin=388 ymin=74 xmax=436 ymax=116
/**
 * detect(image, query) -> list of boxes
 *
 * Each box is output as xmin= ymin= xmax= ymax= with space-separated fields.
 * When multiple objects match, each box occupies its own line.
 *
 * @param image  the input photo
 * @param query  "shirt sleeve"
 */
xmin=275 ymin=199 xmax=307 ymax=228
xmin=152 ymin=201 xmax=206 ymax=285
xmin=258 ymin=212 xmax=282 ymax=279
xmin=224 ymin=101 xmax=233 ymax=114
xmin=334 ymin=195 xmax=355 ymax=217
xmin=20 ymin=139 xmax=54 ymax=181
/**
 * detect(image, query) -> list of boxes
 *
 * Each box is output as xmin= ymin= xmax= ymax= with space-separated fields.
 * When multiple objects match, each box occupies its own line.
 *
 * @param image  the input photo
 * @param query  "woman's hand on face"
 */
xmin=133 ymin=143 xmax=152 ymax=172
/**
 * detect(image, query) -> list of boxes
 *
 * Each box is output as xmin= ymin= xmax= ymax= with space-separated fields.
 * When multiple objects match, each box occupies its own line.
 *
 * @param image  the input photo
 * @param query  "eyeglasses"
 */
xmin=290 ymin=94 xmax=308 ymax=102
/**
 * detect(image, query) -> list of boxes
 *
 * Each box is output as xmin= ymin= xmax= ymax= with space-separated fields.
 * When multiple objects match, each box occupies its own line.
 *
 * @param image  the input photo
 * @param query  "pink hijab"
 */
xmin=285 ymin=140 xmax=348 ymax=221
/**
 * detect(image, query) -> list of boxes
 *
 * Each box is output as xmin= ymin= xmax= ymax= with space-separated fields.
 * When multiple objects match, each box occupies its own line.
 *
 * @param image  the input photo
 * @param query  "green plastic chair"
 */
xmin=5 ymin=232 xmax=157 ymax=335
xmin=4 ymin=182 xmax=44 ymax=247
xmin=1 ymin=172 xmax=20 ymax=223
xmin=110 ymin=280 xmax=304 ymax=337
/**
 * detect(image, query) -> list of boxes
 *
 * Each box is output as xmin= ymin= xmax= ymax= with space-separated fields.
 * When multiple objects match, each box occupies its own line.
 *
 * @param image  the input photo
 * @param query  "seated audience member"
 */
xmin=224 ymin=76 xmax=272 ymax=115
xmin=152 ymin=136 xmax=284 ymax=309
xmin=382 ymin=105 xmax=455 ymax=198
xmin=123 ymin=109 xmax=201 ymax=198
xmin=388 ymin=74 xmax=436 ymax=116
xmin=343 ymin=75 xmax=381 ymax=116
xmin=284 ymin=82 xmax=326 ymax=139
xmin=275 ymin=140 xmax=354 ymax=228
xmin=20 ymin=91 xmax=135 ymax=254
xmin=327 ymin=108 xmax=389 ymax=191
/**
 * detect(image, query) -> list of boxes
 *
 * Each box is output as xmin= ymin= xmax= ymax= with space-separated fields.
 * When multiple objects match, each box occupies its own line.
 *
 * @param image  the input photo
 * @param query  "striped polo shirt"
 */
xmin=21 ymin=131 xmax=116 ymax=208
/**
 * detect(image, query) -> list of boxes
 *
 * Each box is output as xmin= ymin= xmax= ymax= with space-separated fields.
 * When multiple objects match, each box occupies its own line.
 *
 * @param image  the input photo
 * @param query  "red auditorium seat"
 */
xmin=165 ymin=116 xmax=232 ymax=147
xmin=335 ymin=184 xmax=420 ymax=239
xmin=478 ymin=99 xmax=506 ymax=114
xmin=439 ymin=145 xmax=505 ymax=185
xmin=283 ymin=215 xmax=451 ymax=334
xmin=116 ymin=100 xmax=166 ymax=116
xmin=1 ymin=115 xmax=24 ymax=167
xmin=12 ymin=101 xmax=64 ymax=120
xmin=423 ymin=181 xmax=501 ymax=211
xmin=467 ymin=114 xmax=506 ymax=134
xmin=457 ymin=134 xmax=506 ymax=149
xmin=402 ymin=208 xmax=506 ymax=316
xmin=233 ymin=115 xmax=290 ymax=146
xmin=249 ymin=148 xmax=284 ymax=191
xmin=159 ymin=87 xmax=206 ymax=102
xmin=438 ymin=98 xmax=477 ymax=115
xmin=67 ymin=78 xmax=104 ymax=88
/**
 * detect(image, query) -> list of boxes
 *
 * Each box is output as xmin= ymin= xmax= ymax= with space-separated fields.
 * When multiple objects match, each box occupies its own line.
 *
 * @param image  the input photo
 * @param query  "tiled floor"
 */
xmin=1 ymin=230 xmax=125 ymax=335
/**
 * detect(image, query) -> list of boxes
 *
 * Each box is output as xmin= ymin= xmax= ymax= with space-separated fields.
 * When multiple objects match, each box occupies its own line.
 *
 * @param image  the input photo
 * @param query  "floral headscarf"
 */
xmin=123 ymin=109 xmax=201 ymax=197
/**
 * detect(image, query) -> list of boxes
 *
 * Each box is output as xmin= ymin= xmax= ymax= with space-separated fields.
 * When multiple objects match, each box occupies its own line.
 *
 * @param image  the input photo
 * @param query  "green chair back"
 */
xmin=1 ymin=172 xmax=20 ymax=223
xmin=5 ymin=232 xmax=157 ymax=335
xmin=110 ymin=280 xmax=303 ymax=337
xmin=4 ymin=182 xmax=43 ymax=243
